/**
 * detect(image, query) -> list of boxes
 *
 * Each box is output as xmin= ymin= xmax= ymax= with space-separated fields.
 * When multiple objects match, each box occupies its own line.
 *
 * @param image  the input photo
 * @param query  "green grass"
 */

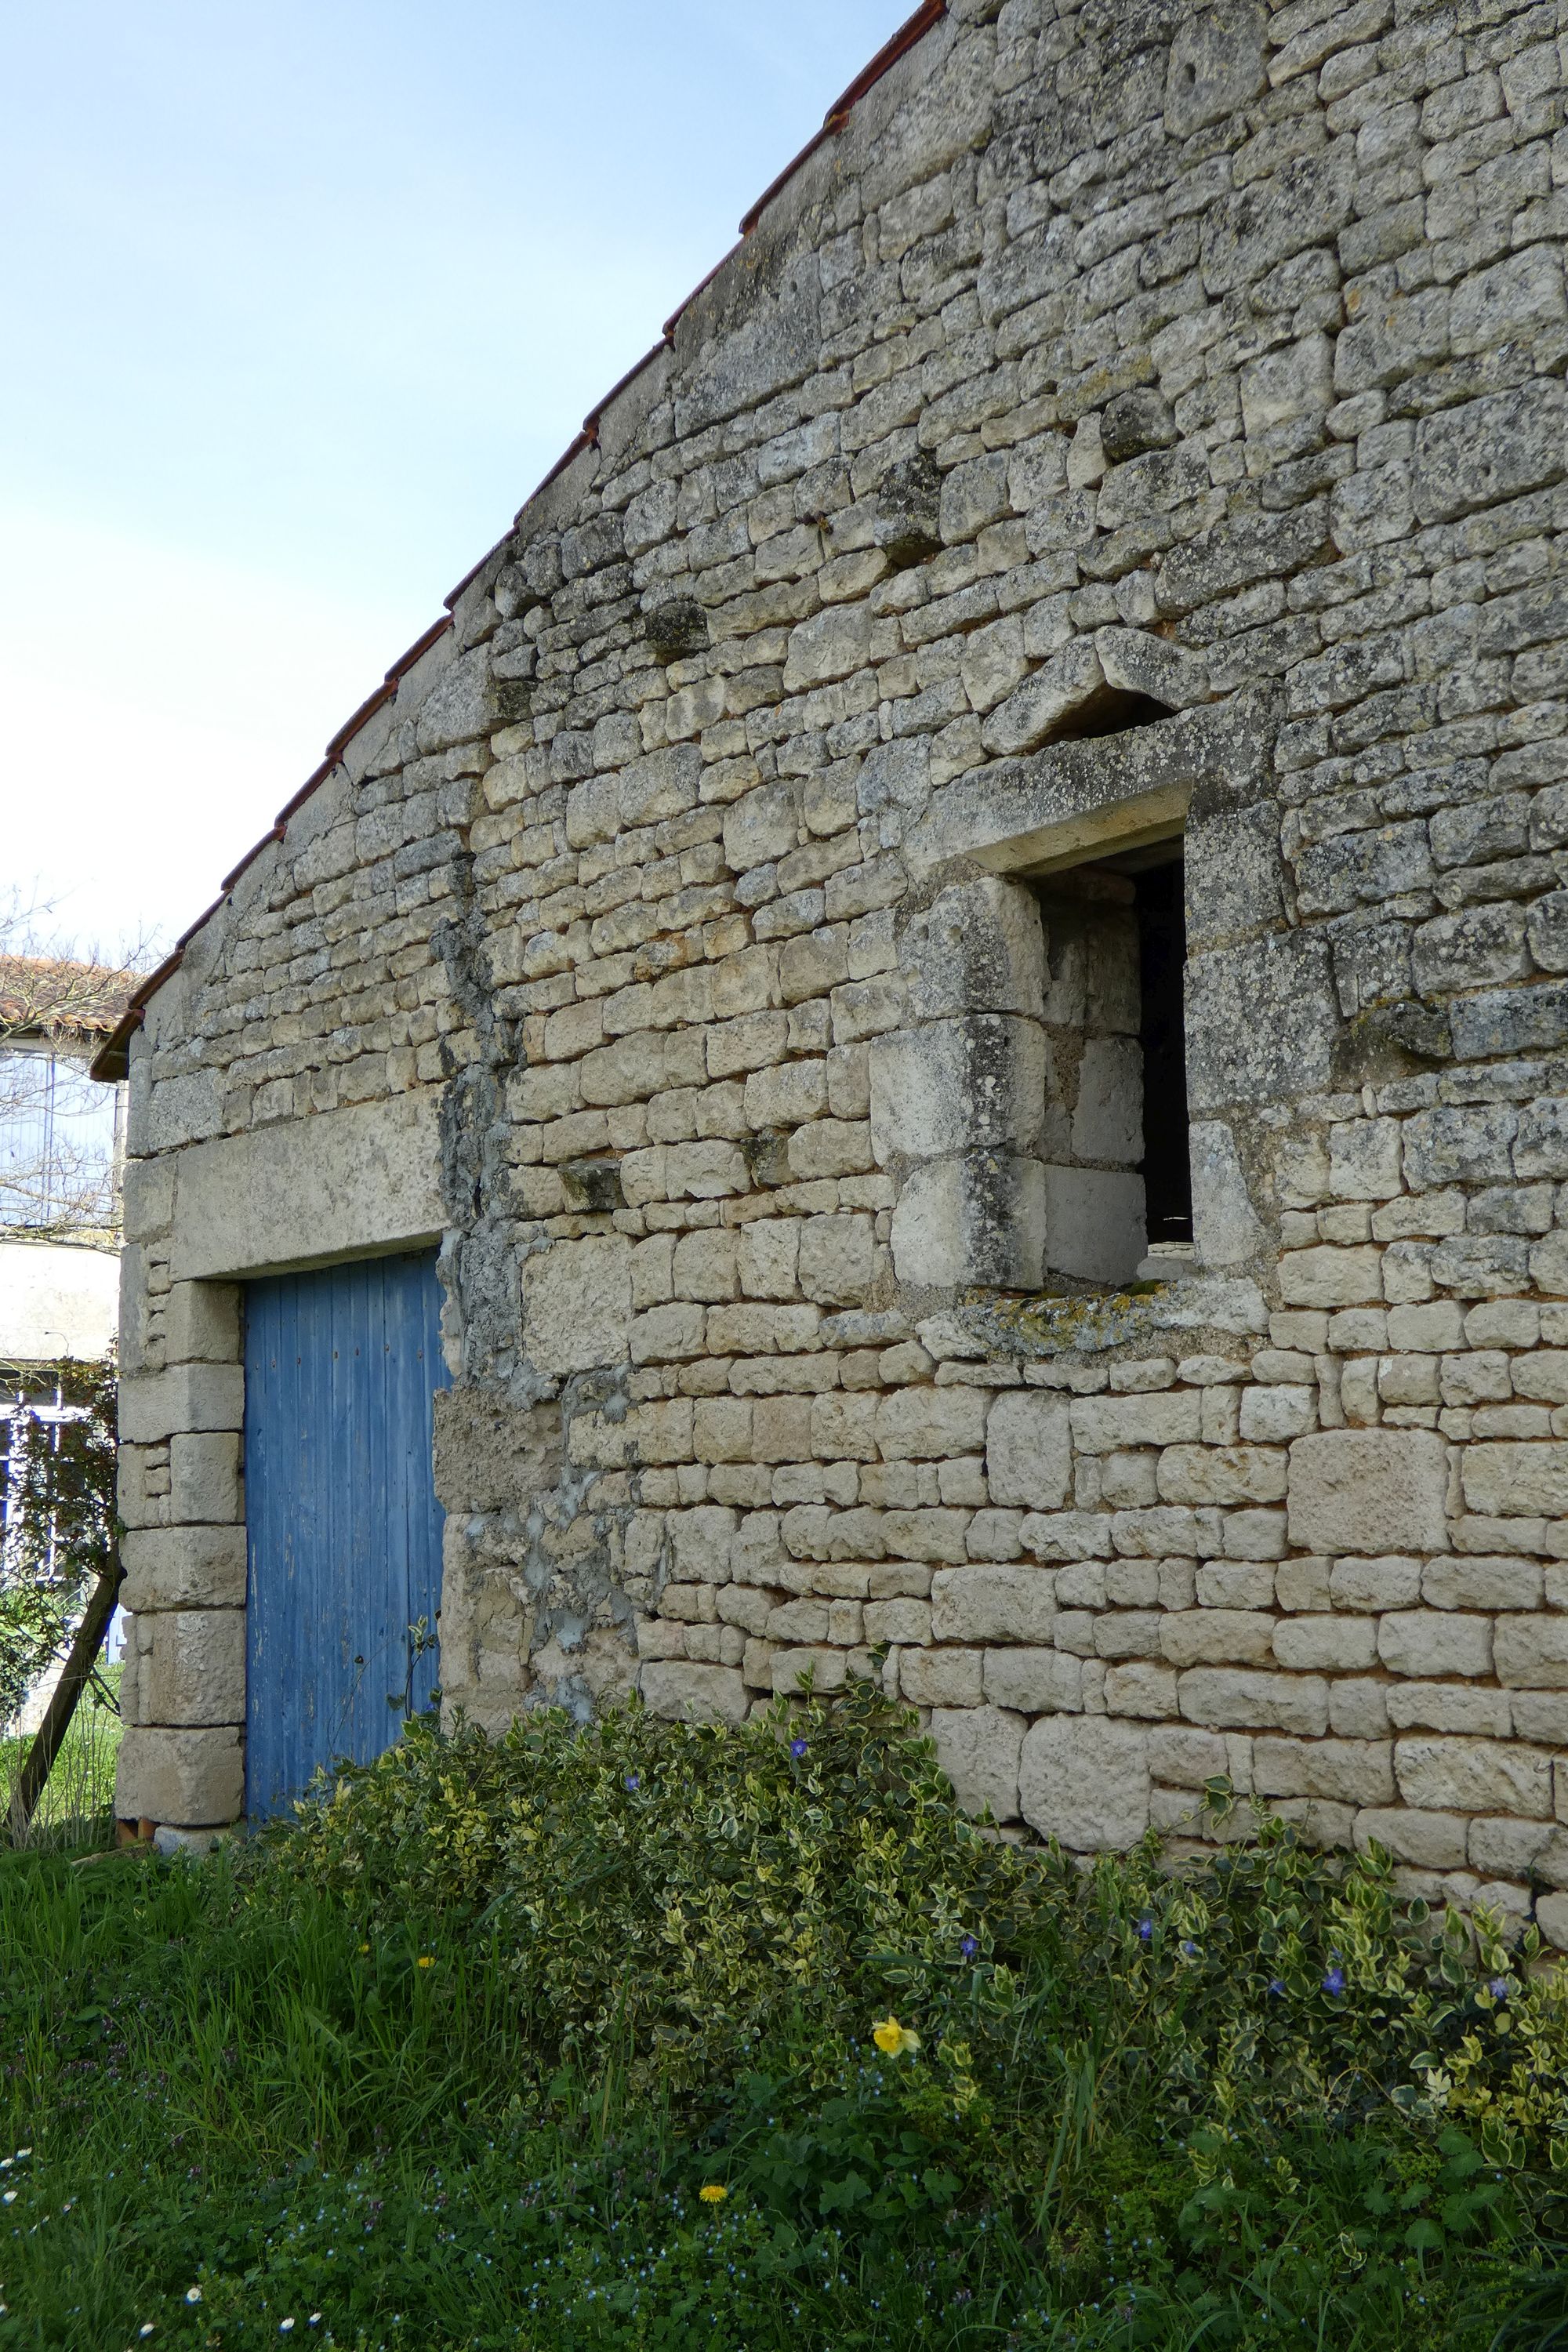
xmin=0 ymin=1672 xmax=121 ymax=1851
xmin=0 ymin=1694 xmax=1564 ymax=2350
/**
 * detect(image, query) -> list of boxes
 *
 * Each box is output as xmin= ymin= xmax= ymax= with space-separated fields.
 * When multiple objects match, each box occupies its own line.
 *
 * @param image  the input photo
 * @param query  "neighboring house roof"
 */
xmin=89 ymin=0 xmax=949 ymax=1086
xmin=1 ymin=958 xmax=138 ymax=1046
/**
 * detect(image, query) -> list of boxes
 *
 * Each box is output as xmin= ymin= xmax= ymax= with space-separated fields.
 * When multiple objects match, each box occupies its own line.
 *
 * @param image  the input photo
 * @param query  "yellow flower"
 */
xmin=416 ymin=1955 xmax=434 ymax=1969
xmin=872 ymin=2016 xmax=920 ymax=2058
xmin=699 ymin=2183 xmax=727 ymax=2205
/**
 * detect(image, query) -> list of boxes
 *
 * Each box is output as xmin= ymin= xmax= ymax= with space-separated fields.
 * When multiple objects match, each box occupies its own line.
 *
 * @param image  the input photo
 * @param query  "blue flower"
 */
xmin=624 ymin=1773 xmax=640 ymax=1791
xmin=789 ymin=1737 xmax=808 ymax=1759
xmin=1180 ymin=1940 xmax=1199 ymax=1959
xmin=960 ymin=1934 xmax=978 ymax=1959
xmin=1268 ymin=1978 xmax=1286 ymax=1998
xmin=1137 ymin=1917 xmax=1153 ymax=1944
xmin=1490 ymin=1977 xmax=1508 ymax=2001
xmin=1323 ymin=1967 xmax=1345 ymax=1996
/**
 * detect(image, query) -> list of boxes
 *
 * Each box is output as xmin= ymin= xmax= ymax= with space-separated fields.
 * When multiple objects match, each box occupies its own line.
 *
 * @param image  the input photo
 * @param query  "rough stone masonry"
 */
xmin=101 ymin=0 xmax=1568 ymax=1936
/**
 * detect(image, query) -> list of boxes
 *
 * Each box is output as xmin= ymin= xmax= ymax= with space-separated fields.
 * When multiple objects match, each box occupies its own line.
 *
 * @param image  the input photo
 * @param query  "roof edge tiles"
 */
xmin=88 ymin=0 xmax=949 ymax=1088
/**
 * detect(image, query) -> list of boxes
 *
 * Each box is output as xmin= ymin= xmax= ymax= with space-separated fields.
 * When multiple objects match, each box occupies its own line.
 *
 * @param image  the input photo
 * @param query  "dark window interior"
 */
xmin=1131 ymin=855 xmax=1191 ymax=1244
xmin=1039 ymin=684 xmax=1172 ymax=747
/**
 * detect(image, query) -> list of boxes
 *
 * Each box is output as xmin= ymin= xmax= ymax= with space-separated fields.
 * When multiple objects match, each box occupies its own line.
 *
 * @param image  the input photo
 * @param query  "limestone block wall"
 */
xmin=105 ymin=0 xmax=1568 ymax=1936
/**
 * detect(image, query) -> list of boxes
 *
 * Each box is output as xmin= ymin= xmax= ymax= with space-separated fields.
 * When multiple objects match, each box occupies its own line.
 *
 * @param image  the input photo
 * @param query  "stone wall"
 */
xmin=110 ymin=0 xmax=1568 ymax=1936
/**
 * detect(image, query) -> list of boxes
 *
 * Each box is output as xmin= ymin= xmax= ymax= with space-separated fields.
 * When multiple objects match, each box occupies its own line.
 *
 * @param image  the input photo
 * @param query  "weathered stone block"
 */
xmin=1462 ymin=1443 xmax=1568 ymax=1518
xmin=1177 ymin=1668 xmax=1330 ymax=1737
xmin=521 ymin=1237 xmax=632 ymax=1376
xmin=119 ymin=1365 xmax=245 ymax=1444
xmin=169 ymin=1432 xmax=241 ymax=1524
xmin=1286 ymin=1429 xmax=1450 ymax=1555
xmin=897 ymin=1646 xmax=984 ymax=1707
xmin=985 ymin=1392 xmax=1071 ymax=1510
xmin=889 ymin=1153 xmax=1046 ymax=1288
xmin=1395 ymin=1737 xmax=1552 ymax=1819
xmin=931 ymin=1704 xmax=1024 ymax=1821
xmin=869 ymin=1018 xmax=1045 ymax=1161
xmin=1495 ymin=1616 xmax=1568 ymax=1690
xmin=930 ymin=1563 xmax=1055 ymax=1643
xmin=902 ymin=877 xmax=1046 ymax=1022
xmin=114 ymin=1726 xmax=244 ymax=1828
xmin=1378 ymin=1611 xmax=1493 ymax=1681
xmin=1019 ymin=1714 xmax=1149 ymax=1851
xmin=121 ymin=1527 xmax=246 ymax=1614
xmin=434 ymin=1391 xmax=562 ymax=1514
xmin=640 ymin=1661 xmax=750 ymax=1726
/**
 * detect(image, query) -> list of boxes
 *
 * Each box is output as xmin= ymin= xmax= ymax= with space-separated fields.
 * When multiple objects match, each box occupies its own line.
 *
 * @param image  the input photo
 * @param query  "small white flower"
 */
xmin=140 ymin=2330 xmax=155 ymax=2341
xmin=186 ymin=2288 xmax=203 ymax=2304
xmin=2 ymin=2191 xmax=16 ymax=2205
xmin=280 ymin=2323 xmax=295 ymax=2336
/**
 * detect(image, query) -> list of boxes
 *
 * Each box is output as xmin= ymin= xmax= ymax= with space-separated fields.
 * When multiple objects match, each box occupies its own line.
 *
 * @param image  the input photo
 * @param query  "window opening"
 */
xmin=1130 ymin=853 xmax=1192 ymax=1249
xmin=1037 ymin=684 xmax=1171 ymax=748
xmin=1031 ymin=833 xmax=1190 ymax=1288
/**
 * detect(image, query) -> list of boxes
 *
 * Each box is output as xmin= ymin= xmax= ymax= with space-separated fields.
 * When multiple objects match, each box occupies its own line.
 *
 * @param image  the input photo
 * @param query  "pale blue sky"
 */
xmin=1 ymin=2 xmax=911 ymax=955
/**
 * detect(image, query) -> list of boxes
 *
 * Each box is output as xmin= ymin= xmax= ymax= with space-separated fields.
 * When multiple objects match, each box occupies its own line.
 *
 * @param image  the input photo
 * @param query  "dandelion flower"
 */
xmin=417 ymin=1956 xmax=434 ymax=1969
xmin=699 ymin=2184 xmax=728 ymax=2205
xmin=872 ymin=2016 xmax=920 ymax=2058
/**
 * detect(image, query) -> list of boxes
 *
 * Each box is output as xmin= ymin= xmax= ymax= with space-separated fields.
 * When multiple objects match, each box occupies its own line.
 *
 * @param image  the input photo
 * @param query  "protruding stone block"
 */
xmin=639 ymin=1661 xmax=750 ymax=1726
xmin=120 ymin=1526 xmax=247 ymax=1613
xmin=931 ymin=1704 xmax=1024 ymax=1821
xmin=124 ymin=1609 xmax=245 ymax=1728
xmin=1020 ymin=1714 xmax=1150 ymax=1850
xmin=902 ymin=878 xmax=1047 ymax=1022
xmin=985 ymin=1392 xmax=1072 ymax=1510
xmin=521 ymin=1236 xmax=632 ymax=1376
xmin=870 ymin=1018 xmax=1046 ymax=1162
xmin=889 ymin=1153 xmax=1046 ymax=1288
xmin=1286 ymin=1429 xmax=1450 ymax=1555
xmin=115 ymin=1725 xmax=244 ymax=1828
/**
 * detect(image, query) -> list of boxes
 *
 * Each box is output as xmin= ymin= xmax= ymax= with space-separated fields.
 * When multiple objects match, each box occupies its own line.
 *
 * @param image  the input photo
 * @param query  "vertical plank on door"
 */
xmin=243 ymin=1250 xmax=447 ymax=1818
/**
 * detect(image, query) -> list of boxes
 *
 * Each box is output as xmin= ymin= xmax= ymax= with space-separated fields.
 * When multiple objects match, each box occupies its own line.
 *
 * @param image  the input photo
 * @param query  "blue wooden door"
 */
xmin=243 ymin=1250 xmax=448 ymax=1817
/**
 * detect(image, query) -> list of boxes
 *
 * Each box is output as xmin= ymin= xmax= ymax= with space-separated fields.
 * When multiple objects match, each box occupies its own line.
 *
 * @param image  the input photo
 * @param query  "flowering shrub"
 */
xmin=263 ymin=1683 xmax=1022 ymax=2096
xmin=260 ymin=1686 xmax=1568 ymax=2200
xmin=8 ymin=1689 xmax=1568 ymax=2347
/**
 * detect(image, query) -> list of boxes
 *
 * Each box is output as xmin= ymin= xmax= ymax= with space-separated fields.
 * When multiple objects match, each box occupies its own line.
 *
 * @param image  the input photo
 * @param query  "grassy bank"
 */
xmin=1 ymin=1689 xmax=1565 ymax=2349
xmin=0 ymin=1671 xmax=120 ymax=1852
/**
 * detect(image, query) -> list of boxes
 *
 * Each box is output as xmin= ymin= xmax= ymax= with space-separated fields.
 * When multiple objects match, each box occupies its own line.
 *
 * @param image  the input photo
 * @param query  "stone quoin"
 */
xmin=93 ymin=0 xmax=1568 ymax=1935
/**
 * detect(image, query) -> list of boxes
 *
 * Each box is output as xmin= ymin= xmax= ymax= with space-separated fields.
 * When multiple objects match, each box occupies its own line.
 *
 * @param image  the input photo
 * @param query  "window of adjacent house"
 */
xmin=0 ymin=1044 xmax=121 ymax=1231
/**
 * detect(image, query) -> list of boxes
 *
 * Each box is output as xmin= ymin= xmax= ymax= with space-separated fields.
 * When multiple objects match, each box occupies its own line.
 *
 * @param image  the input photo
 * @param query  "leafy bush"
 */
xmin=263 ymin=1686 xmax=1568 ymax=2180
xmin=5 ymin=1685 xmax=1568 ymax=2348
xmin=263 ymin=1682 xmax=1022 ymax=2096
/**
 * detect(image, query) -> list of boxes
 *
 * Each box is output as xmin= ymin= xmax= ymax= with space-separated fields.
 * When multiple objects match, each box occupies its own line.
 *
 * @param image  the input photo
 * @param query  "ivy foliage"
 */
xmin=260 ymin=1686 xmax=1568 ymax=2187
